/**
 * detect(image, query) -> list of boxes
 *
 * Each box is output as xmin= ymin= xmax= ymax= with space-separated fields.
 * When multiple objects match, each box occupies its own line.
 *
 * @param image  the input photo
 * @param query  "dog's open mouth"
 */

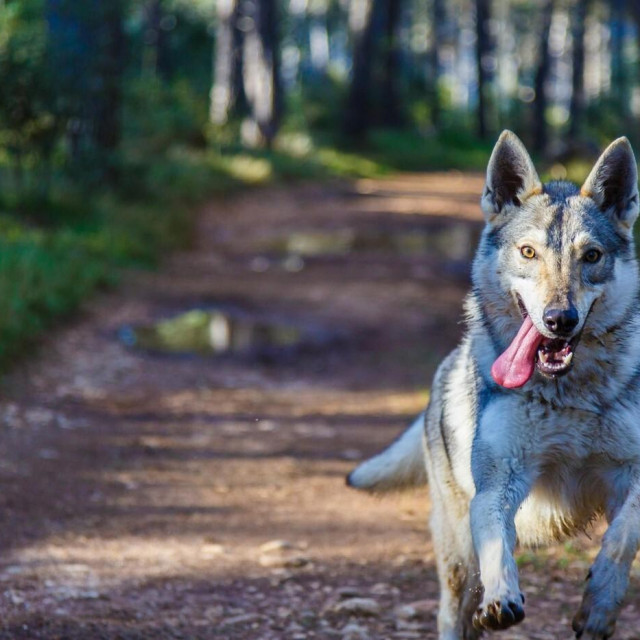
xmin=537 ymin=338 xmax=574 ymax=376
xmin=491 ymin=297 xmax=578 ymax=389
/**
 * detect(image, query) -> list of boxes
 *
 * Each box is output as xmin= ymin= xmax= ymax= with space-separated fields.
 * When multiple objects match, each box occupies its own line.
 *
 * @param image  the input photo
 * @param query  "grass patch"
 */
xmin=0 ymin=232 xmax=112 ymax=366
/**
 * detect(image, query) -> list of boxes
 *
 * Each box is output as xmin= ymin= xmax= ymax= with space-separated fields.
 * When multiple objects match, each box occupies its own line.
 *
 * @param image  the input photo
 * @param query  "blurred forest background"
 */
xmin=0 ymin=0 xmax=639 ymax=368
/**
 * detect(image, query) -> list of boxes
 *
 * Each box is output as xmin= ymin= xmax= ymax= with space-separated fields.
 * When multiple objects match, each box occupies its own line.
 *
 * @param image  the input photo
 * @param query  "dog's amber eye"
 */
xmin=584 ymin=249 xmax=602 ymax=263
xmin=520 ymin=246 xmax=536 ymax=259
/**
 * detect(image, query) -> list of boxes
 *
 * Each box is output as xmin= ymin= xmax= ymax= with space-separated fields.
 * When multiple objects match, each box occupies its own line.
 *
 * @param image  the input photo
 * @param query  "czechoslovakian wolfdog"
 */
xmin=348 ymin=131 xmax=640 ymax=639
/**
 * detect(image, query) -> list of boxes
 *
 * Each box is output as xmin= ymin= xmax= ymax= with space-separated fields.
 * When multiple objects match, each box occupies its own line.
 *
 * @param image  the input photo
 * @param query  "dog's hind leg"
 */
xmin=423 ymin=351 xmax=482 ymax=639
xmin=429 ymin=490 xmax=481 ymax=640
xmin=458 ymin=576 xmax=483 ymax=640
xmin=572 ymin=470 xmax=640 ymax=639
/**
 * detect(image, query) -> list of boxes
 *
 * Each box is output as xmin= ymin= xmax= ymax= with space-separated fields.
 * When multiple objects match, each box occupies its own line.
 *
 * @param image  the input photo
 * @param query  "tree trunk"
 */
xmin=242 ymin=0 xmax=281 ymax=147
xmin=92 ymin=0 xmax=124 ymax=183
xmin=45 ymin=0 xmax=91 ymax=163
xmin=211 ymin=0 xmax=240 ymax=125
xmin=380 ymin=0 xmax=404 ymax=128
xmin=343 ymin=0 xmax=379 ymax=140
xmin=629 ymin=3 xmax=640 ymax=118
xmin=144 ymin=0 xmax=171 ymax=80
xmin=568 ymin=0 xmax=588 ymax=141
xmin=533 ymin=0 xmax=554 ymax=154
xmin=610 ymin=0 xmax=627 ymax=118
xmin=210 ymin=0 xmax=247 ymax=125
xmin=428 ymin=0 xmax=445 ymax=129
xmin=46 ymin=0 xmax=124 ymax=182
xmin=474 ymin=0 xmax=494 ymax=140
xmin=232 ymin=4 xmax=246 ymax=115
xmin=309 ymin=3 xmax=330 ymax=75
xmin=629 ymin=1 xmax=640 ymax=30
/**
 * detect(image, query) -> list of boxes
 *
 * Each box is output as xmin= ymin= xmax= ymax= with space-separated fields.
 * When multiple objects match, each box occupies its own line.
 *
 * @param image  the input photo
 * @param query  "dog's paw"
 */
xmin=572 ymin=608 xmax=616 ymax=640
xmin=472 ymin=594 xmax=525 ymax=631
xmin=572 ymin=572 xmax=617 ymax=640
xmin=572 ymin=563 xmax=626 ymax=639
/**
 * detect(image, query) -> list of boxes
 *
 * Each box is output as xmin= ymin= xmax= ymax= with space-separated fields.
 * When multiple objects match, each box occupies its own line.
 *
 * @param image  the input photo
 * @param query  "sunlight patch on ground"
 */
xmin=351 ymin=173 xmax=485 ymax=220
xmin=355 ymin=173 xmax=485 ymax=195
xmin=98 ymin=387 xmax=430 ymax=419
xmin=349 ymin=194 xmax=482 ymax=220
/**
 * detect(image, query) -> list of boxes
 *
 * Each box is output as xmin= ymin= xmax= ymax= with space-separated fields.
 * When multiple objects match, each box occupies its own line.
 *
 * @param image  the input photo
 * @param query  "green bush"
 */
xmin=123 ymin=78 xmax=208 ymax=156
xmin=0 ymin=231 xmax=111 ymax=366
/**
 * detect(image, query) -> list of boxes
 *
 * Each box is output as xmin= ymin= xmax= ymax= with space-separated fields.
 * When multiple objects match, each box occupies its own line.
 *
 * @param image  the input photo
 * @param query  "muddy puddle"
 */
xmin=268 ymin=224 xmax=481 ymax=261
xmin=119 ymin=308 xmax=341 ymax=359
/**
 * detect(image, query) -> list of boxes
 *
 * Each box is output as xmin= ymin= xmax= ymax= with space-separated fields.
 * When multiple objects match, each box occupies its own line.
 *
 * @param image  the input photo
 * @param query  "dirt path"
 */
xmin=0 ymin=174 xmax=638 ymax=639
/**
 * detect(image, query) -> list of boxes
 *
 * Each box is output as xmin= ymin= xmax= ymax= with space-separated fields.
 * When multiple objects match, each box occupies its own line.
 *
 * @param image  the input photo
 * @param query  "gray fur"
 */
xmin=348 ymin=131 xmax=640 ymax=639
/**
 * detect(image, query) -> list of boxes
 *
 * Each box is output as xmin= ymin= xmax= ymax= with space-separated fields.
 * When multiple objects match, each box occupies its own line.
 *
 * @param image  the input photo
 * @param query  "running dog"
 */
xmin=348 ymin=131 xmax=640 ymax=639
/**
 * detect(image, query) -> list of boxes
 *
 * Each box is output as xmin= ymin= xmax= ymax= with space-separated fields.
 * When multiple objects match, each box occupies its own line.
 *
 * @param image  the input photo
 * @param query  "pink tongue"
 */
xmin=491 ymin=316 xmax=544 ymax=389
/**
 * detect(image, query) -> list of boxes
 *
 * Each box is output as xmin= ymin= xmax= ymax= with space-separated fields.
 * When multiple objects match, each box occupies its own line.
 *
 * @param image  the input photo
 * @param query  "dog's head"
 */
xmin=474 ymin=131 xmax=639 ymax=388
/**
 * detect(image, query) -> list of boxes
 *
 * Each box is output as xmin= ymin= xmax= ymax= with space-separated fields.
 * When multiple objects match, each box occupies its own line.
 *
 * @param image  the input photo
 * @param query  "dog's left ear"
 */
xmin=580 ymin=137 xmax=639 ymax=233
xmin=481 ymin=130 xmax=542 ymax=221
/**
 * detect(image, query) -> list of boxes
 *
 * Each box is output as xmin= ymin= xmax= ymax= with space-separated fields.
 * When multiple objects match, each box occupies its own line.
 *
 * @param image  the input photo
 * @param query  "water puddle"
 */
xmin=269 ymin=224 xmax=480 ymax=261
xmin=119 ymin=309 xmax=339 ymax=358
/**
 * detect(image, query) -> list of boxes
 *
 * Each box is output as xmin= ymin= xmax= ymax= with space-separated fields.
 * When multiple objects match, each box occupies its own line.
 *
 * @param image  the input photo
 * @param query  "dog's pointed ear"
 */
xmin=481 ymin=130 xmax=542 ymax=221
xmin=580 ymin=137 xmax=639 ymax=234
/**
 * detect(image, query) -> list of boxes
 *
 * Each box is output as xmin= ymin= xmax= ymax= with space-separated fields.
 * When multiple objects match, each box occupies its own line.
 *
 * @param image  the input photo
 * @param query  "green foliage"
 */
xmin=585 ymin=98 xmax=640 ymax=149
xmin=0 ymin=228 xmax=110 ymax=367
xmin=123 ymin=78 xmax=208 ymax=156
xmin=363 ymin=129 xmax=494 ymax=172
xmin=0 ymin=0 xmax=59 ymax=173
xmin=294 ymin=74 xmax=349 ymax=132
xmin=0 ymin=191 xmax=188 ymax=368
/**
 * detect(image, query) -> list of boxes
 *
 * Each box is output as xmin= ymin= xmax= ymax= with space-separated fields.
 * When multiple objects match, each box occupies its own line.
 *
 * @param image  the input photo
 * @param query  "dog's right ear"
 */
xmin=481 ymin=130 xmax=542 ymax=222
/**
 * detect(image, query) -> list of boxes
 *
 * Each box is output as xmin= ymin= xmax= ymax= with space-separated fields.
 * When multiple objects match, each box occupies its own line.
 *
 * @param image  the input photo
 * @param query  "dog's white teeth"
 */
xmin=539 ymin=351 xmax=549 ymax=364
xmin=563 ymin=351 xmax=573 ymax=365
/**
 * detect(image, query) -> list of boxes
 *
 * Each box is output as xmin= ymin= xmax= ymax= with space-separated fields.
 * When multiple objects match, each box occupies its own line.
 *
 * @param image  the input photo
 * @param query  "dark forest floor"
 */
xmin=0 ymin=175 xmax=638 ymax=639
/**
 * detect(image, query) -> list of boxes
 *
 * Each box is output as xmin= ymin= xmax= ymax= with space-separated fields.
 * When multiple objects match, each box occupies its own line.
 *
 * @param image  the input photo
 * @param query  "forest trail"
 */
xmin=0 ymin=174 xmax=637 ymax=640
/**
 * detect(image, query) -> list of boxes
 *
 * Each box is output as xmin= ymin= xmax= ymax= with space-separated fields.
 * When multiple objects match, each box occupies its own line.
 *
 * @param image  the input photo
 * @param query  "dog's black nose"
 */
xmin=543 ymin=307 xmax=579 ymax=335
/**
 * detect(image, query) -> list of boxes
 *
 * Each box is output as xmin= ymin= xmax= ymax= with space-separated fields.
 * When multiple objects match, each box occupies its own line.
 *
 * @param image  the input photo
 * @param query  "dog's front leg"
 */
xmin=572 ymin=475 xmax=640 ymax=640
xmin=469 ymin=398 xmax=533 ymax=632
